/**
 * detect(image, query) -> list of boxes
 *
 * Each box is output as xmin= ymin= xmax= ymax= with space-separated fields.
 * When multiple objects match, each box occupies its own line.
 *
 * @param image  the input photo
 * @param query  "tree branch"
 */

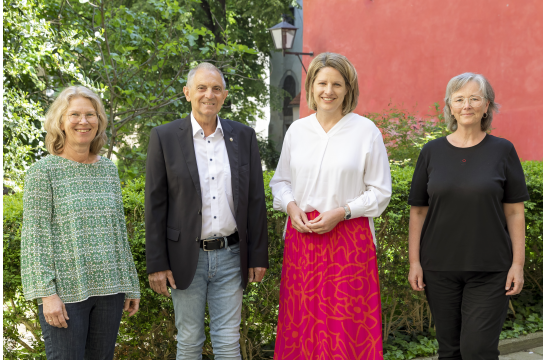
xmin=14 ymin=337 xmax=35 ymax=353
xmin=152 ymin=20 xmax=176 ymax=95
xmin=114 ymin=93 xmax=186 ymax=131
xmin=100 ymin=0 xmax=118 ymax=83
xmin=114 ymin=106 xmax=151 ymax=118
xmin=117 ymin=51 xmax=158 ymax=84
xmin=199 ymin=0 xmax=216 ymax=34
xmin=524 ymin=269 xmax=543 ymax=292
xmin=155 ymin=63 xmax=187 ymax=101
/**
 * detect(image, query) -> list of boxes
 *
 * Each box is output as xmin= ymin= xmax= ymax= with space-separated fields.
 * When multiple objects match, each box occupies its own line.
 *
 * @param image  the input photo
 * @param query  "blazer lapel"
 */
xmin=176 ymin=116 xmax=202 ymax=201
xmin=220 ymin=118 xmax=239 ymax=214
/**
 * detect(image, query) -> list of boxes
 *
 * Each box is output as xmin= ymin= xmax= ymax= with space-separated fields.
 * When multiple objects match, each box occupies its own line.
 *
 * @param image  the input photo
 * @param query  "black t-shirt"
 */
xmin=408 ymin=135 xmax=529 ymax=271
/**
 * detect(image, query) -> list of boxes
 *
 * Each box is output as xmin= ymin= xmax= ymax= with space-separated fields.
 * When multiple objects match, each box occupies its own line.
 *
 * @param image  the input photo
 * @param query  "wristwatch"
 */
xmin=343 ymin=205 xmax=351 ymax=220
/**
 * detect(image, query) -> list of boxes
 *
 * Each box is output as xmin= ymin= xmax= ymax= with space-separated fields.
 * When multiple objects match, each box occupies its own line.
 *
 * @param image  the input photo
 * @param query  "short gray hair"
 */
xmin=186 ymin=62 xmax=226 ymax=89
xmin=444 ymin=72 xmax=500 ymax=132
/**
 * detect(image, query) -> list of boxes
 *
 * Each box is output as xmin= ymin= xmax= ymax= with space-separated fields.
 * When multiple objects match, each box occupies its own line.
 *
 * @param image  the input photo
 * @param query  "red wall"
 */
xmin=300 ymin=0 xmax=543 ymax=160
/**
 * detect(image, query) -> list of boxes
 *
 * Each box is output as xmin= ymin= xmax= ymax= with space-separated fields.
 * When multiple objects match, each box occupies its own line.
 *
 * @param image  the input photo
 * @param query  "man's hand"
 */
xmin=287 ymin=201 xmax=311 ymax=233
xmin=408 ymin=262 xmax=426 ymax=291
xmin=248 ymin=267 xmax=267 ymax=283
xmin=124 ymin=298 xmax=140 ymax=317
xmin=505 ymin=264 xmax=524 ymax=295
xmin=42 ymin=294 xmax=69 ymax=328
xmin=148 ymin=270 xmax=176 ymax=297
xmin=306 ymin=207 xmax=345 ymax=234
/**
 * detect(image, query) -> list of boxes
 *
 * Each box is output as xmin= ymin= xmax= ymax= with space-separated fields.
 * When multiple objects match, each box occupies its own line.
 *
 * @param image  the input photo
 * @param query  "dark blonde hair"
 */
xmin=305 ymin=52 xmax=359 ymax=115
xmin=44 ymin=86 xmax=108 ymax=155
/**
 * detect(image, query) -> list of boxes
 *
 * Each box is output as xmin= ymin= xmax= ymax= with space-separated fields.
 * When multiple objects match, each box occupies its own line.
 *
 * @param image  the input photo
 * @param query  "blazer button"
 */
xmin=198 ymin=210 xmax=202 ymax=215
xmin=195 ymin=237 xmax=199 ymax=242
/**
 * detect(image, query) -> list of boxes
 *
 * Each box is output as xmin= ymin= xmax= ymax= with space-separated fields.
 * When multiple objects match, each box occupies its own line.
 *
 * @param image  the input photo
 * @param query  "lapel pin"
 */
xmin=230 ymin=137 xmax=233 ymax=142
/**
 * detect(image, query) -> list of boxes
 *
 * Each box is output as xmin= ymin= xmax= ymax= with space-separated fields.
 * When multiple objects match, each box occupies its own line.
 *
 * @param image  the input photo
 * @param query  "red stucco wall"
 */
xmin=299 ymin=0 xmax=543 ymax=160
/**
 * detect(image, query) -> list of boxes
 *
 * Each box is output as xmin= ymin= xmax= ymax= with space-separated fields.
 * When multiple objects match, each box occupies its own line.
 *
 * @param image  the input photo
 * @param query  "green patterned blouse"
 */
xmin=21 ymin=155 xmax=140 ymax=304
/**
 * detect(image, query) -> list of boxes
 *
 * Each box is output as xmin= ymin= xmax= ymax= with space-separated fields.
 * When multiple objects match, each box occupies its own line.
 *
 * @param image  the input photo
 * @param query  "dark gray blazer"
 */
xmin=145 ymin=115 xmax=269 ymax=290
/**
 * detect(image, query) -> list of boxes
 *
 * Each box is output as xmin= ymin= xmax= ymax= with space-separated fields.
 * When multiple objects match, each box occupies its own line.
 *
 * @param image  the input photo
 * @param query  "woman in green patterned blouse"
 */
xmin=21 ymin=86 xmax=141 ymax=360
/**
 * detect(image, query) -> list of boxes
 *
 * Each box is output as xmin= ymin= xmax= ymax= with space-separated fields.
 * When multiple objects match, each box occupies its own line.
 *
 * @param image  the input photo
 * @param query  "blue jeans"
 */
xmin=38 ymin=293 xmax=125 ymax=360
xmin=171 ymin=242 xmax=243 ymax=360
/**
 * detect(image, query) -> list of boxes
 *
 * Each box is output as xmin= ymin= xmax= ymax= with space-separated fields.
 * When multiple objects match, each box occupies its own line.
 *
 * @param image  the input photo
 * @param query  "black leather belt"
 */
xmin=199 ymin=232 xmax=239 ymax=251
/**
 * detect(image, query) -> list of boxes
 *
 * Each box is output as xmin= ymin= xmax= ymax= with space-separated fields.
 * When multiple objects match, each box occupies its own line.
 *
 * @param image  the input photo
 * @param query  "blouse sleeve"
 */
xmin=21 ymin=164 xmax=57 ymax=301
xmin=347 ymin=131 xmax=392 ymax=218
xmin=502 ymin=146 xmax=530 ymax=203
xmin=269 ymin=129 xmax=295 ymax=213
xmin=408 ymin=145 xmax=430 ymax=206
xmin=113 ymin=166 xmax=141 ymax=299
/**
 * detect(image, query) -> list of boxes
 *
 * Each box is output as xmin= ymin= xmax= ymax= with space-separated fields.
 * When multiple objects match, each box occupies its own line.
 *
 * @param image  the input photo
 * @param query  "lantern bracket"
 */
xmin=283 ymin=51 xmax=314 ymax=74
xmin=268 ymin=16 xmax=314 ymax=73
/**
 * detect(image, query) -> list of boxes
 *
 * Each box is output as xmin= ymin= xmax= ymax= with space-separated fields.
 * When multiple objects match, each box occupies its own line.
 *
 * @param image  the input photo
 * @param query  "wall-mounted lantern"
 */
xmin=268 ymin=17 xmax=314 ymax=73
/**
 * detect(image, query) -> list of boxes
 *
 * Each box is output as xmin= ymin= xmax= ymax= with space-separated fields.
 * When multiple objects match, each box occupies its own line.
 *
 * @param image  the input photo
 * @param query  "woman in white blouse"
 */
xmin=270 ymin=52 xmax=391 ymax=359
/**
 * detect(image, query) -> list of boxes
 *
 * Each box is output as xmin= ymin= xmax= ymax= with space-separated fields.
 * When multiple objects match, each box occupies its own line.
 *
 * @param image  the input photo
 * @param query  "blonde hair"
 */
xmin=305 ymin=52 xmax=359 ymax=115
xmin=444 ymin=73 xmax=500 ymax=132
xmin=44 ymin=86 xmax=108 ymax=155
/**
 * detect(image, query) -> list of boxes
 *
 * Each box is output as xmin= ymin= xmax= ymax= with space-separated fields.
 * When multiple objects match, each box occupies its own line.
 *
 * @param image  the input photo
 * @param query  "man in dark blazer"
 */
xmin=145 ymin=62 xmax=268 ymax=359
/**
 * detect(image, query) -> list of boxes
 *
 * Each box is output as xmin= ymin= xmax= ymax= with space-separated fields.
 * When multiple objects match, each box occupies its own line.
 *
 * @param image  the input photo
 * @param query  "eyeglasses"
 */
xmin=66 ymin=112 xmax=99 ymax=124
xmin=450 ymin=95 xmax=486 ymax=109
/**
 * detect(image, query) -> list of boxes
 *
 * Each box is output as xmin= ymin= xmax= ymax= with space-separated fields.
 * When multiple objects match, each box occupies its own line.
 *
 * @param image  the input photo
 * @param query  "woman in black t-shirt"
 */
xmin=408 ymin=73 xmax=529 ymax=360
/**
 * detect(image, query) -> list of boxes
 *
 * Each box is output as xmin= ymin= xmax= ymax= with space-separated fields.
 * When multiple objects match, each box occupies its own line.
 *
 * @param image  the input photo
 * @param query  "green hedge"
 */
xmin=378 ymin=161 xmax=543 ymax=359
xmin=3 ymin=162 xmax=542 ymax=359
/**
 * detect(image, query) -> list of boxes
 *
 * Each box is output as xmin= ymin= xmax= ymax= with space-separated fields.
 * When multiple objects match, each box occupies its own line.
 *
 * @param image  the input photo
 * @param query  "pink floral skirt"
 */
xmin=274 ymin=211 xmax=383 ymax=360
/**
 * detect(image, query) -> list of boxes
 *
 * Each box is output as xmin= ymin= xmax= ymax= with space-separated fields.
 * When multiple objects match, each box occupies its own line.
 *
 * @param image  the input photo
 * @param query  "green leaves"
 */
xmin=5 ymin=0 xmax=293 ymax=183
xmin=3 ymin=0 xmax=102 ymax=187
xmin=363 ymin=103 xmax=449 ymax=167
xmin=383 ymin=334 xmax=439 ymax=360
xmin=4 ymin=163 xmax=542 ymax=358
xmin=186 ymin=34 xmax=197 ymax=46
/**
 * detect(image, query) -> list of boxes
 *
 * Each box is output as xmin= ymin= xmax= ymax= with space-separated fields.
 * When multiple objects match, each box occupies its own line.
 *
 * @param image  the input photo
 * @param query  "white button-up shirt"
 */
xmin=191 ymin=113 xmax=237 ymax=239
xmin=269 ymin=112 xmax=392 ymax=244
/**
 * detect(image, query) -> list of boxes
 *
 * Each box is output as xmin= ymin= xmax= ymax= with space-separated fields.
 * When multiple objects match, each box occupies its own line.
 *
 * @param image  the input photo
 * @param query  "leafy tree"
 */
xmin=4 ymin=0 xmax=295 ymax=183
xmin=113 ymin=0 xmax=296 ymax=179
xmin=3 ymin=0 xmax=98 ymax=187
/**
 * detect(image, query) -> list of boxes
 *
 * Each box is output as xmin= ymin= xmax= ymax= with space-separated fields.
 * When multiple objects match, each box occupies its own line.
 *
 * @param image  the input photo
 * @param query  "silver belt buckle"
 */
xmin=202 ymin=239 xmax=214 ymax=252
xmin=202 ymin=237 xmax=227 ymax=251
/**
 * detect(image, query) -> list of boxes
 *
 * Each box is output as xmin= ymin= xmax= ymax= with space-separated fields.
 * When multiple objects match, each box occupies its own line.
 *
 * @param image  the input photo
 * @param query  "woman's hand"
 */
xmin=287 ymin=201 xmax=311 ymax=233
xmin=306 ymin=207 xmax=345 ymax=234
xmin=42 ymin=294 xmax=69 ymax=328
xmin=408 ymin=262 xmax=426 ymax=291
xmin=124 ymin=298 xmax=140 ymax=317
xmin=505 ymin=264 xmax=524 ymax=295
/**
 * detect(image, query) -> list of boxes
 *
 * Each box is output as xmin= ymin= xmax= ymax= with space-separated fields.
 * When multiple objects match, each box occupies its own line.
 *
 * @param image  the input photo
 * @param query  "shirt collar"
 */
xmin=190 ymin=112 xmax=223 ymax=138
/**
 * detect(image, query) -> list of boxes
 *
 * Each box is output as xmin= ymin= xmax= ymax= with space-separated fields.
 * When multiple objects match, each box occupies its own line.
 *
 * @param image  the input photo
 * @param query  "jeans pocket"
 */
xmin=227 ymin=242 xmax=240 ymax=254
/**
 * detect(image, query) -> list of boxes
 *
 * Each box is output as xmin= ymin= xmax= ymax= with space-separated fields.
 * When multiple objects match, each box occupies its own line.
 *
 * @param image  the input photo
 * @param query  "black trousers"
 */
xmin=423 ymin=271 xmax=510 ymax=360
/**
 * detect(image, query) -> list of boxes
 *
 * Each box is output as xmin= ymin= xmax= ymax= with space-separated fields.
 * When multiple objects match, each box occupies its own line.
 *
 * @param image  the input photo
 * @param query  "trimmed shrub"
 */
xmin=3 ymin=162 xmax=542 ymax=359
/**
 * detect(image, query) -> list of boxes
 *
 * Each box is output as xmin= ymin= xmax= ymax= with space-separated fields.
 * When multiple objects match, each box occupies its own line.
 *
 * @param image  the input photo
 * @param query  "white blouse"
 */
xmin=269 ymin=112 xmax=392 ymax=244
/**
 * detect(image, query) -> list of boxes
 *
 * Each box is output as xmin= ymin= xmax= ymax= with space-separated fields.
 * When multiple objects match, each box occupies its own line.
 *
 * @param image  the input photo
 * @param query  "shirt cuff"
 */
xmin=347 ymin=192 xmax=379 ymax=219
xmin=125 ymin=292 xmax=141 ymax=299
xmin=25 ymin=287 xmax=57 ymax=302
xmin=273 ymin=191 xmax=295 ymax=213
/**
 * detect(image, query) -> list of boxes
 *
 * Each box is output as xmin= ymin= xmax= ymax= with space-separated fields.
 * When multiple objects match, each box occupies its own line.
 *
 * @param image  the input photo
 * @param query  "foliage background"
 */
xmin=4 ymin=159 xmax=542 ymax=359
xmin=3 ymin=0 xmax=295 ymax=185
xmin=3 ymin=0 xmax=543 ymax=358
